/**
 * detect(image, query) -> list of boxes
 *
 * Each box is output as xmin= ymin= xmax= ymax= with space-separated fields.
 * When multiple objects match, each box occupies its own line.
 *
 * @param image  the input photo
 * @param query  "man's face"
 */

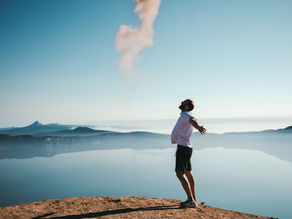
xmin=179 ymin=100 xmax=190 ymax=111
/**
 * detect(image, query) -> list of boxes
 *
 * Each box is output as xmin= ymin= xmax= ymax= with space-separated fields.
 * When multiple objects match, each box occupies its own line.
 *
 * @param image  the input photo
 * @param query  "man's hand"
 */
xmin=189 ymin=118 xmax=206 ymax=135
xmin=197 ymin=125 xmax=206 ymax=135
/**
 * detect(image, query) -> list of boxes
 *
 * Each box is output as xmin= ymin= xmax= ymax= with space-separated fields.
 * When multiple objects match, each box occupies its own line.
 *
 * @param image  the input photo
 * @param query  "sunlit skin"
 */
xmin=176 ymin=99 xmax=206 ymax=205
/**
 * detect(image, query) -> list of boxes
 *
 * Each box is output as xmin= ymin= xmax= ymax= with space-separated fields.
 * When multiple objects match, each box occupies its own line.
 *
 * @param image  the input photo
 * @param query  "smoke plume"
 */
xmin=115 ymin=0 xmax=161 ymax=81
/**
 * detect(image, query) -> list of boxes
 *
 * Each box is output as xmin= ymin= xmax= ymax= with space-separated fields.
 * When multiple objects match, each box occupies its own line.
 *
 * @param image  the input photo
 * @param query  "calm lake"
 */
xmin=1 ymin=146 xmax=292 ymax=219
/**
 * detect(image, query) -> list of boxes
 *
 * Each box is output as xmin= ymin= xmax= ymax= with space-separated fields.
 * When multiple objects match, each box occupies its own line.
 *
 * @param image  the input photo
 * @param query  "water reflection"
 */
xmin=0 ymin=147 xmax=292 ymax=218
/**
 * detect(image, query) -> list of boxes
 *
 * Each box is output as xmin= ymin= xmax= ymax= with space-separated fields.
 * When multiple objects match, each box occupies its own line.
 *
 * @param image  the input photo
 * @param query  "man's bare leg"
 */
xmin=185 ymin=171 xmax=197 ymax=202
xmin=176 ymin=170 xmax=193 ymax=200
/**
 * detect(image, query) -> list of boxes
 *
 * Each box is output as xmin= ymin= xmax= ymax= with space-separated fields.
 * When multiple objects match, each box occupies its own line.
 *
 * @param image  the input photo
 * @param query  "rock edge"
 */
xmin=0 ymin=196 xmax=275 ymax=219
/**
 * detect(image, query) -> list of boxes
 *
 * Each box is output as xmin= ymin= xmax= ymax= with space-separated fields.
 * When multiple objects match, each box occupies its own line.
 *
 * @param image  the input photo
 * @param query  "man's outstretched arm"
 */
xmin=189 ymin=118 xmax=206 ymax=135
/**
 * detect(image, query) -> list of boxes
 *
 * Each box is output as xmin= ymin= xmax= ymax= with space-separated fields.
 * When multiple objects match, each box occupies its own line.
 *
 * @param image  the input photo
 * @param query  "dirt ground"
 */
xmin=0 ymin=196 xmax=275 ymax=219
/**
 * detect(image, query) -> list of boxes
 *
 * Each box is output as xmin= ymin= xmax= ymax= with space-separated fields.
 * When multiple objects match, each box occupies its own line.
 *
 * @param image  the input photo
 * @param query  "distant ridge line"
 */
xmin=0 ymin=121 xmax=291 ymax=137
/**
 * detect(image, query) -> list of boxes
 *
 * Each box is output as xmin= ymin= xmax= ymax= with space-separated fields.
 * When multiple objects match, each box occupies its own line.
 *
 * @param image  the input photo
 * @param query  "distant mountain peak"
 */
xmin=28 ymin=121 xmax=43 ymax=127
xmin=73 ymin=127 xmax=95 ymax=132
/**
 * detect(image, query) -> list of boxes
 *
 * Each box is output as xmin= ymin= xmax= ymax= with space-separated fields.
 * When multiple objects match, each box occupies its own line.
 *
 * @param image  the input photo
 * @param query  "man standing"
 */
xmin=171 ymin=99 xmax=206 ymax=207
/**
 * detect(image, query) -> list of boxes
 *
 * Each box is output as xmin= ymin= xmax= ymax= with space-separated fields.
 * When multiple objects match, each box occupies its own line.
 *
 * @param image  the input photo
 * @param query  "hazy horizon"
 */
xmin=1 ymin=116 xmax=292 ymax=134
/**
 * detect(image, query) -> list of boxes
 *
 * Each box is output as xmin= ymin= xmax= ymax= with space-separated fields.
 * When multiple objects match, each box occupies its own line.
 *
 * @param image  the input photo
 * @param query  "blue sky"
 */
xmin=1 ymin=0 xmax=292 ymax=127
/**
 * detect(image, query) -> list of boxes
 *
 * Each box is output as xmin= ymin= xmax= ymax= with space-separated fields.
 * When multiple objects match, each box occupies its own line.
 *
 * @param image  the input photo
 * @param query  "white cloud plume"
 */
xmin=116 ymin=0 xmax=161 ymax=81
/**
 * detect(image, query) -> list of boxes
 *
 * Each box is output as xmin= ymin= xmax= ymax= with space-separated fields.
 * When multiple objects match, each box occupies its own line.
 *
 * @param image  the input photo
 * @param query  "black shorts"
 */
xmin=175 ymin=144 xmax=193 ymax=173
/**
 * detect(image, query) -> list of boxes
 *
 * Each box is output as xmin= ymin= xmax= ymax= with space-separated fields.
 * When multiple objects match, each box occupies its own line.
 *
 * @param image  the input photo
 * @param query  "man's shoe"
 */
xmin=180 ymin=199 xmax=197 ymax=208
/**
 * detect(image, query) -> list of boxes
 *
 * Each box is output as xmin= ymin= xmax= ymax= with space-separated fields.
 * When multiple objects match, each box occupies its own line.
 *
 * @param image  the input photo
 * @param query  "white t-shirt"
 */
xmin=171 ymin=111 xmax=194 ymax=148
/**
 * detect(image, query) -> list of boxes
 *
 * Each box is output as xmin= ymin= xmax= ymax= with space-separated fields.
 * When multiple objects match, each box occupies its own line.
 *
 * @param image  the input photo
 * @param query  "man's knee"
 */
xmin=185 ymin=170 xmax=192 ymax=177
xmin=176 ymin=171 xmax=184 ymax=179
xmin=185 ymin=171 xmax=194 ymax=180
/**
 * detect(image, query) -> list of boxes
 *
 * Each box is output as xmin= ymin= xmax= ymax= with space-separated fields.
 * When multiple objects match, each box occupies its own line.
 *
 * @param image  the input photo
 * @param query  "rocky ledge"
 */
xmin=0 ymin=196 xmax=274 ymax=219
